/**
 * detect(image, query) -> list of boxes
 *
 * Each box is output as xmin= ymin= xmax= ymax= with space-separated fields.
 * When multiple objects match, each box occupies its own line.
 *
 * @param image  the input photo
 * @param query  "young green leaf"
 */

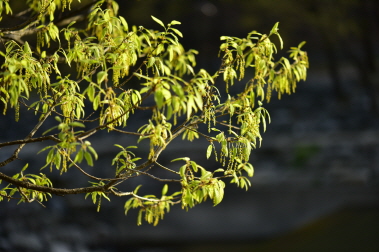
xmin=151 ymin=15 xmax=165 ymax=28
xmin=162 ymin=184 xmax=168 ymax=196
xmin=97 ymin=71 xmax=108 ymax=84
xmin=170 ymin=20 xmax=181 ymax=25
xmin=206 ymin=144 xmax=213 ymax=159
xmin=170 ymin=28 xmax=183 ymax=38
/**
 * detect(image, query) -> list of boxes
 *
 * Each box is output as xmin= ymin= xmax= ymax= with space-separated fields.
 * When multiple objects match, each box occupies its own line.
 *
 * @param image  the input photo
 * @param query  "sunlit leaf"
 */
xmin=151 ymin=15 xmax=165 ymax=28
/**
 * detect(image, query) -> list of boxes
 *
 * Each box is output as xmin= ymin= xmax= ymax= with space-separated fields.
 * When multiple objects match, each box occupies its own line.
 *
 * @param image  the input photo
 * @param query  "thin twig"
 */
xmin=0 ymin=171 xmax=105 ymax=195
xmin=142 ymin=172 xmax=181 ymax=182
xmin=182 ymin=124 xmax=214 ymax=141
xmin=111 ymin=128 xmax=144 ymax=136
xmin=67 ymin=156 xmax=122 ymax=182
xmin=215 ymin=120 xmax=241 ymax=130
xmin=0 ymin=0 xmax=54 ymax=33
xmin=0 ymin=135 xmax=60 ymax=148
xmin=110 ymin=188 xmax=170 ymax=202
xmin=17 ymin=186 xmax=34 ymax=203
xmin=154 ymin=161 xmax=179 ymax=175
xmin=0 ymin=101 xmax=56 ymax=168
xmin=17 ymin=186 xmax=47 ymax=207
xmin=0 ymin=193 xmax=18 ymax=200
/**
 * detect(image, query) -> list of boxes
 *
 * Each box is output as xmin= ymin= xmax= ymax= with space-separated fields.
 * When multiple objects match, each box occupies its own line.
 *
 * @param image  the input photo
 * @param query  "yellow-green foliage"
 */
xmin=0 ymin=0 xmax=308 ymax=225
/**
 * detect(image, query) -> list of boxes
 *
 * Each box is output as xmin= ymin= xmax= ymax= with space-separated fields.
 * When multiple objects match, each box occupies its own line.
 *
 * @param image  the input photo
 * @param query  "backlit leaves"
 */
xmin=173 ymin=158 xmax=226 ymax=209
xmin=0 ymin=1 xmax=308 ymax=225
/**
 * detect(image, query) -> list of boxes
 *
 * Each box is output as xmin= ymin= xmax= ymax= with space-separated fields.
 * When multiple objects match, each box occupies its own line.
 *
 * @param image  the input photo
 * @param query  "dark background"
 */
xmin=1 ymin=0 xmax=379 ymax=251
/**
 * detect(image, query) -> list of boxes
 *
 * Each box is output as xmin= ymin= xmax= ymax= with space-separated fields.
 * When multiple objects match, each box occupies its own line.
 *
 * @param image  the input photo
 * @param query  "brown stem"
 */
xmin=0 ymin=102 xmax=55 ymax=168
xmin=0 ymin=135 xmax=59 ymax=148
xmin=0 ymin=171 xmax=104 ymax=195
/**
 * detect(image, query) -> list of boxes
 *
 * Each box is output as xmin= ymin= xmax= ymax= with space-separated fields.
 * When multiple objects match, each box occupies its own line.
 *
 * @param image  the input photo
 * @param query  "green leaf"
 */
xmin=179 ymin=165 xmax=187 ymax=179
xmin=162 ymin=184 xmax=168 ymax=196
xmin=23 ymin=42 xmax=31 ymax=54
xmin=131 ymin=91 xmax=141 ymax=105
xmin=170 ymin=28 xmax=183 ymax=38
xmin=154 ymin=90 xmax=164 ymax=109
xmin=97 ymin=71 xmax=108 ymax=84
xmin=190 ymin=161 xmax=198 ymax=172
xmin=42 ymin=125 xmax=58 ymax=135
xmin=213 ymin=168 xmax=224 ymax=173
xmin=21 ymin=163 xmax=29 ymax=173
xmin=206 ymin=144 xmax=212 ymax=159
xmin=155 ymin=43 xmax=165 ymax=55
xmin=147 ymin=57 xmax=155 ymax=67
xmin=134 ymin=185 xmax=142 ymax=194
xmin=53 ymin=151 xmax=62 ymax=170
xmin=87 ymin=146 xmax=98 ymax=160
xmin=84 ymin=151 xmax=94 ymax=166
xmin=46 ymin=148 xmax=55 ymax=164
xmin=170 ymin=20 xmax=181 ymax=25
xmin=68 ymin=122 xmax=85 ymax=128
xmin=270 ymin=22 xmax=279 ymax=35
xmin=168 ymin=46 xmax=174 ymax=62
xmin=172 ymin=157 xmax=190 ymax=162
xmin=137 ymin=209 xmax=143 ymax=225
xmin=119 ymin=16 xmax=129 ymax=31
xmin=151 ymin=15 xmax=165 ymax=28
xmin=73 ymin=149 xmax=84 ymax=163
xmin=186 ymin=95 xmax=194 ymax=119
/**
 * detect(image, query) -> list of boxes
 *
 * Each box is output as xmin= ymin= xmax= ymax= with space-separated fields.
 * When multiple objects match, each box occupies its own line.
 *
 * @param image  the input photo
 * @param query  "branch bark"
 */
xmin=0 ymin=135 xmax=59 ymax=148
xmin=0 ymin=171 xmax=104 ymax=195
xmin=0 ymin=104 xmax=55 ymax=168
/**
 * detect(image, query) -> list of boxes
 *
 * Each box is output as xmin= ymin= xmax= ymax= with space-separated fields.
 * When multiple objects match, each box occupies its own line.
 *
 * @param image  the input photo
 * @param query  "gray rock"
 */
xmin=49 ymin=242 xmax=71 ymax=252
xmin=8 ymin=232 xmax=43 ymax=251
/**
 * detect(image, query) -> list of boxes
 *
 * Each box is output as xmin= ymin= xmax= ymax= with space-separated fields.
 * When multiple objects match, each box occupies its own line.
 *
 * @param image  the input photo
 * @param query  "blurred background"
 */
xmin=1 ymin=0 xmax=379 ymax=251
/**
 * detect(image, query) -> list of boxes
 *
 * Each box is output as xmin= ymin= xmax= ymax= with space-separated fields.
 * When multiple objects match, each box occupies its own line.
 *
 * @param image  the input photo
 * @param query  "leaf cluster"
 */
xmin=0 ymin=0 xmax=308 ymax=225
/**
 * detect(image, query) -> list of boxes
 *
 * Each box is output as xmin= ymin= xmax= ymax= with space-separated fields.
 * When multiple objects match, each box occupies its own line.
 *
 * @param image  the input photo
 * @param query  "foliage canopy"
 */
xmin=0 ymin=0 xmax=308 ymax=225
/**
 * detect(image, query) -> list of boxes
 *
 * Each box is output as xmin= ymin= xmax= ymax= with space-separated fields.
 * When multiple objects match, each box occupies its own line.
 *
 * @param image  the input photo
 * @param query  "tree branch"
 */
xmin=0 ymin=135 xmax=59 ymax=148
xmin=0 ymin=10 xmax=39 ymax=33
xmin=0 ymin=171 xmax=104 ymax=195
xmin=110 ymin=128 xmax=144 ymax=136
xmin=54 ymin=1 xmax=97 ymax=27
xmin=0 ymin=103 xmax=56 ymax=168
xmin=139 ymin=169 xmax=181 ymax=182
xmin=67 ymin=156 xmax=122 ymax=182
xmin=154 ymin=161 xmax=180 ymax=175
xmin=110 ymin=188 xmax=168 ymax=202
